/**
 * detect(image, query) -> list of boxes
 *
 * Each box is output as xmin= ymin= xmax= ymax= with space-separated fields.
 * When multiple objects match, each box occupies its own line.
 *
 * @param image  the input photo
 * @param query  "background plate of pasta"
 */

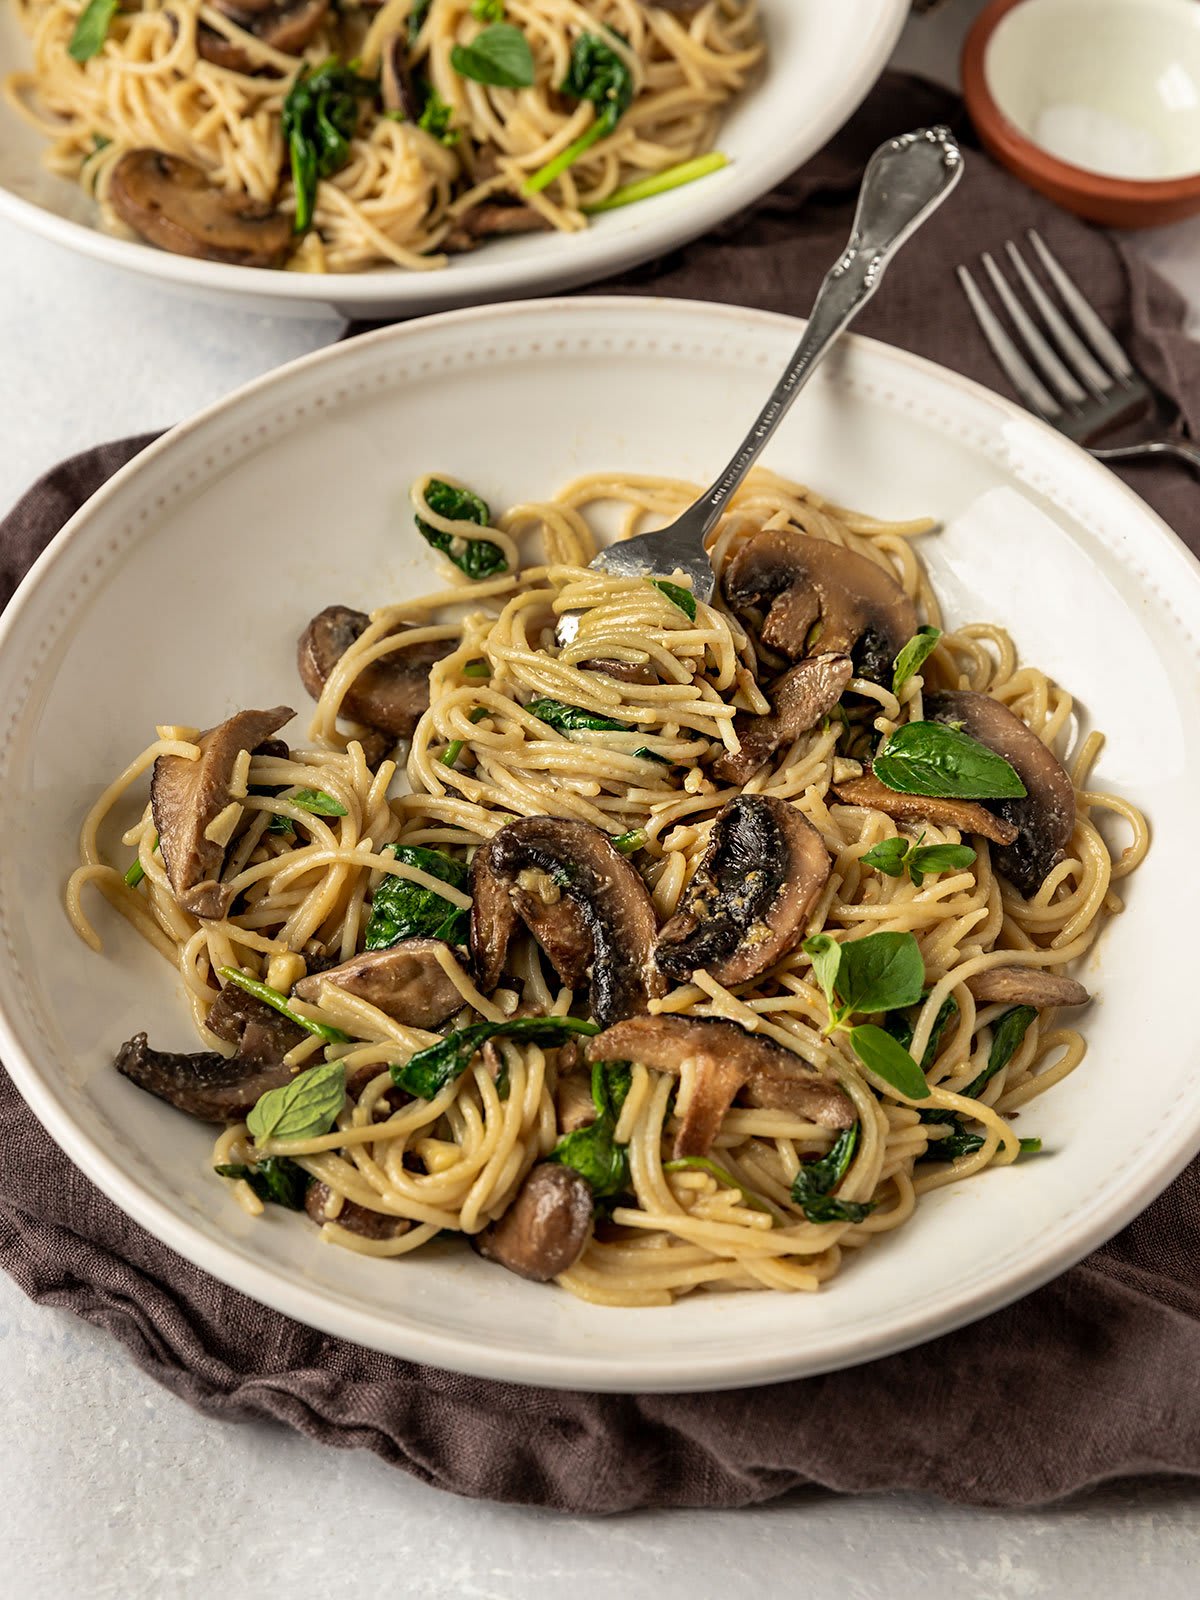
xmin=0 ymin=0 xmax=908 ymax=314
xmin=0 ymin=295 xmax=1197 ymax=1391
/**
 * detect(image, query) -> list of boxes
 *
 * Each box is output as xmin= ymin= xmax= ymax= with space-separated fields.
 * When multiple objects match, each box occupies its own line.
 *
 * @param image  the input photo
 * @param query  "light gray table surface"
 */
xmin=2 ymin=4 xmax=1198 ymax=1594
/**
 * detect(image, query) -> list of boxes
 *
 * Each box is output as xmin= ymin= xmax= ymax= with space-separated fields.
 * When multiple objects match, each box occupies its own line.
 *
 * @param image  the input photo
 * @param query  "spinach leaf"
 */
xmin=612 ymin=828 xmax=646 ymax=855
xmin=584 ymin=151 xmax=728 ymax=214
xmin=394 ymin=1015 xmax=600 ymax=1100
xmin=246 ymin=1059 xmax=346 ymax=1144
xmin=364 ymin=844 xmax=469 ymax=951
xmin=418 ymin=85 xmax=458 ymax=143
xmin=835 ymin=931 xmax=925 ymax=1015
xmin=214 ymin=1156 xmax=311 ymax=1210
xmin=286 ymin=788 xmax=348 ymax=818
xmin=850 ymin=1024 xmax=931 ymax=1100
xmin=892 ymin=626 xmax=941 ymax=695
xmin=217 ymin=967 xmax=350 ymax=1043
xmin=549 ymin=1060 xmax=632 ymax=1197
xmin=450 ymin=22 xmax=534 ymax=87
xmin=649 ymin=578 xmax=697 ymax=621
xmin=873 ymin=721 xmax=1027 ymax=801
xmin=922 ymin=1131 xmax=1042 ymax=1163
xmin=524 ymin=31 xmax=635 ymax=194
xmin=408 ymin=0 xmax=433 ymax=43
xmin=282 ymin=60 xmax=377 ymax=233
xmin=415 ymin=478 xmax=506 ymax=578
xmin=964 ymin=1004 xmax=1036 ymax=1099
xmin=441 ymin=706 xmax=489 ymax=769
xmin=884 ymin=993 xmax=959 ymax=1072
xmin=68 ymin=0 xmax=117 ymax=62
xmin=790 ymin=1125 xmax=873 ymax=1224
xmin=472 ymin=0 xmax=504 ymax=18
xmin=633 ymin=746 xmax=670 ymax=764
xmin=526 ymin=698 xmax=629 ymax=733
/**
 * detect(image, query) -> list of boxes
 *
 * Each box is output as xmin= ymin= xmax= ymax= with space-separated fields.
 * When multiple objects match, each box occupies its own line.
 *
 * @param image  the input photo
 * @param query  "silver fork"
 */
xmin=958 ymin=230 xmax=1200 ymax=474
xmin=555 ymin=124 xmax=965 ymax=645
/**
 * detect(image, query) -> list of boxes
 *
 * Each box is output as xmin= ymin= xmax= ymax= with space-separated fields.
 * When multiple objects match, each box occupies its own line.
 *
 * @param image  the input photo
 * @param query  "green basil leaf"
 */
xmin=450 ymin=22 xmax=534 ymax=87
xmin=860 ymin=835 xmax=911 ymax=878
xmin=526 ymin=698 xmax=629 ymax=733
xmin=907 ymin=842 xmax=976 ymax=888
xmin=802 ymin=933 xmax=842 ymax=1013
xmin=364 ymin=844 xmax=469 ymax=951
xmin=891 ymin=626 xmax=941 ymax=695
xmin=873 ymin=721 xmax=1027 ymax=801
xmin=287 ymin=788 xmax=348 ymax=818
xmin=246 ymin=1059 xmax=346 ymax=1144
xmin=394 ymin=1015 xmax=600 ymax=1100
xmin=68 ymin=0 xmax=117 ymax=62
xmin=415 ymin=478 xmax=506 ymax=579
xmin=214 ymin=1156 xmax=311 ymax=1210
xmin=649 ymin=578 xmax=697 ymax=621
xmin=790 ymin=1125 xmax=873 ymax=1224
xmin=850 ymin=1024 xmax=931 ymax=1100
xmin=217 ymin=967 xmax=350 ymax=1043
xmin=835 ymin=931 xmax=925 ymax=1015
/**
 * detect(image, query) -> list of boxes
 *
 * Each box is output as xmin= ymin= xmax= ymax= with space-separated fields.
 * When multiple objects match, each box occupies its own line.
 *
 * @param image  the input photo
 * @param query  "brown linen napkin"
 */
xmin=2 ymin=74 xmax=1199 ymax=1512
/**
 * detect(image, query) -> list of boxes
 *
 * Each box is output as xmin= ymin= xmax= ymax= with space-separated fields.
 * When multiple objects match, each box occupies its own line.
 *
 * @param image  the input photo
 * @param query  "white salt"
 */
xmin=1033 ymin=102 xmax=1167 ymax=180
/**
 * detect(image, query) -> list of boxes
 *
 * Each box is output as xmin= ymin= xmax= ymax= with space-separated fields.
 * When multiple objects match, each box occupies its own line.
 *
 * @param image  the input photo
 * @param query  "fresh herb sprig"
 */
xmin=246 ymin=1059 xmax=346 ymax=1145
xmin=450 ymin=22 xmax=534 ymax=87
xmin=873 ymin=721 xmax=1026 ymax=801
xmin=803 ymin=931 xmax=930 ymax=1100
xmin=891 ymin=626 xmax=941 ymax=696
xmin=68 ymin=0 xmax=117 ymax=62
xmin=861 ymin=830 xmax=977 ymax=888
xmin=394 ymin=1015 xmax=600 ymax=1100
xmin=524 ymin=31 xmax=634 ymax=194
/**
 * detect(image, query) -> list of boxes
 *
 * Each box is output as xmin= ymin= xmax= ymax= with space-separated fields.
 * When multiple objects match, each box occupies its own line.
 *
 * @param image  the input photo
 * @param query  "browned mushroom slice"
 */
xmin=150 ymin=705 xmax=292 ymax=920
xmin=443 ymin=202 xmax=554 ymax=253
xmin=586 ymin=1016 xmax=854 ymax=1158
xmin=966 ymin=967 xmax=1090 ymax=1008
xmin=380 ymin=31 xmax=420 ymax=120
xmin=578 ymin=658 xmax=658 ymax=686
xmin=294 ymin=938 xmax=464 ymax=1029
xmin=297 ymin=604 xmax=452 ymax=742
xmin=205 ymin=983 xmax=306 ymax=1065
xmin=714 ymin=653 xmax=853 ymax=785
xmin=926 ymin=691 xmax=1076 ymax=898
xmin=109 ymin=152 xmax=292 ymax=269
xmin=114 ymin=1031 xmax=294 ymax=1122
xmin=473 ymin=1162 xmax=593 ymax=1281
xmin=556 ymin=1068 xmax=598 ymax=1134
xmin=305 ymin=1181 xmax=410 ymax=1240
xmin=656 ymin=795 xmax=830 ymax=988
xmin=831 ymin=771 xmax=1019 ymax=847
xmin=469 ymin=818 xmax=661 ymax=1027
xmin=723 ymin=529 xmax=917 ymax=683
xmin=198 ymin=0 xmax=330 ymax=71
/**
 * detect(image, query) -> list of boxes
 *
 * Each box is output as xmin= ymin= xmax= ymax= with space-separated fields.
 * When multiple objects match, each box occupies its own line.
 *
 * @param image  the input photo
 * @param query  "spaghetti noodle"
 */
xmin=66 ymin=466 xmax=1148 ymax=1305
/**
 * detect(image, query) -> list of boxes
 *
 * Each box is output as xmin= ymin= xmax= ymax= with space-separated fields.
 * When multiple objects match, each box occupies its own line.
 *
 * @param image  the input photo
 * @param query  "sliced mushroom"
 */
xmin=469 ymin=818 xmax=661 ymax=1027
xmin=114 ymin=1031 xmax=294 ymax=1122
xmin=926 ymin=691 xmax=1076 ymax=898
xmin=656 ymin=795 xmax=830 ymax=987
xmin=380 ymin=32 xmax=420 ymax=120
xmin=294 ymin=938 xmax=464 ymax=1029
xmin=473 ymin=1162 xmax=593 ymax=1281
xmin=109 ymin=151 xmax=292 ymax=269
xmin=723 ymin=529 xmax=917 ymax=683
xmin=198 ymin=0 xmax=330 ymax=71
xmin=556 ymin=1069 xmax=597 ymax=1134
xmin=305 ymin=1181 xmax=411 ymax=1240
xmin=297 ymin=604 xmax=452 ymax=742
xmin=578 ymin=658 xmax=658 ymax=686
xmin=585 ymin=1016 xmax=854 ymax=1158
xmin=443 ymin=202 xmax=554 ymax=253
xmin=150 ymin=705 xmax=293 ymax=919
xmin=966 ymin=967 xmax=1090 ymax=1008
xmin=832 ymin=771 xmax=1019 ymax=847
xmin=713 ymin=653 xmax=853 ymax=785
xmin=204 ymin=983 xmax=306 ymax=1065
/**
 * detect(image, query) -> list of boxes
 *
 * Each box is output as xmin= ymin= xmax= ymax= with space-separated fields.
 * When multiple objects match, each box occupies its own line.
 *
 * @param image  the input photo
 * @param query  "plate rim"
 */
xmin=0 ymin=0 xmax=909 ymax=311
xmin=2 ymin=293 xmax=1199 ymax=1392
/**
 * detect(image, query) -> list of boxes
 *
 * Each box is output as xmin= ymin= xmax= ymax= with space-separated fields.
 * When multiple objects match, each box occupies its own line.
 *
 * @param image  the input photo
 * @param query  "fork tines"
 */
xmin=957 ymin=230 xmax=1135 ymax=422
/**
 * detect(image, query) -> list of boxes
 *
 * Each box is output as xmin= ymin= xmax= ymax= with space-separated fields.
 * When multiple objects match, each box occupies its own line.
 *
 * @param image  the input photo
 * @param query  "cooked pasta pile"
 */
xmin=5 ymin=0 xmax=764 ymax=273
xmin=66 ymin=466 xmax=1148 ymax=1306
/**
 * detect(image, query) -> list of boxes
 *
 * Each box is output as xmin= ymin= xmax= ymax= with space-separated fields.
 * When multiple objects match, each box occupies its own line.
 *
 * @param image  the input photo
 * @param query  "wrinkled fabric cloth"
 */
xmin=1 ymin=75 xmax=1198 ymax=1513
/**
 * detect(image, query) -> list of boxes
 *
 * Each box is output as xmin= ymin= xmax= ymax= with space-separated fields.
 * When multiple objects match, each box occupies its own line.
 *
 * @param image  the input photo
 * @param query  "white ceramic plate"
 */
xmin=2 ymin=297 xmax=1199 ymax=1392
xmin=0 ymin=0 xmax=908 ymax=319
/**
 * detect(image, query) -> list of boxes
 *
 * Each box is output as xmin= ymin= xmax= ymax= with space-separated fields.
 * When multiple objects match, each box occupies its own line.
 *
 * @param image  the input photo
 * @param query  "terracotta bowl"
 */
xmin=962 ymin=0 xmax=1200 ymax=228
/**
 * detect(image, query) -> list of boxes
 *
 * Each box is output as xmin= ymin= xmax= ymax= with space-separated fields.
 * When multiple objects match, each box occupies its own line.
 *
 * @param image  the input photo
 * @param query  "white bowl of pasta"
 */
xmin=0 ymin=0 xmax=909 ymax=317
xmin=0 ymin=295 xmax=1197 ymax=1391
